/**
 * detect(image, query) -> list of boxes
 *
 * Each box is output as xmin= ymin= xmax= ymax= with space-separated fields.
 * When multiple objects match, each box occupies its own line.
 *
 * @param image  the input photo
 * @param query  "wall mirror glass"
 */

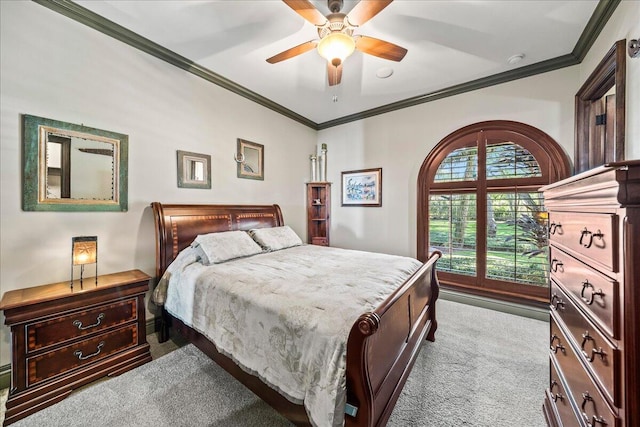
xmin=22 ymin=114 xmax=128 ymax=211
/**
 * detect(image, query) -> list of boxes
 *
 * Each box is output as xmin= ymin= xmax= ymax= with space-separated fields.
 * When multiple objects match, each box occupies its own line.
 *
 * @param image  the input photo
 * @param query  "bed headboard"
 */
xmin=151 ymin=202 xmax=284 ymax=278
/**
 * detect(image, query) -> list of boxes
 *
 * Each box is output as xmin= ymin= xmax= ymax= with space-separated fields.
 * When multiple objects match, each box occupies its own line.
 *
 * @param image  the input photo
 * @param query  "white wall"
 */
xmin=579 ymin=0 xmax=640 ymax=159
xmin=320 ymin=67 xmax=579 ymax=257
xmin=320 ymin=0 xmax=640 ymax=259
xmin=0 ymin=1 xmax=316 ymax=366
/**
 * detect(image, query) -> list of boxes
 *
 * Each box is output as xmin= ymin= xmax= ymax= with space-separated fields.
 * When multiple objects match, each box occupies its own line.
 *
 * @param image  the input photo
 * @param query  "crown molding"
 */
xmin=32 ymin=0 xmax=317 ymax=129
xmin=318 ymin=0 xmax=620 ymax=130
xmin=317 ymin=53 xmax=580 ymax=130
xmin=572 ymin=0 xmax=621 ymax=62
xmin=33 ymin=0 xmax=618 ymax=131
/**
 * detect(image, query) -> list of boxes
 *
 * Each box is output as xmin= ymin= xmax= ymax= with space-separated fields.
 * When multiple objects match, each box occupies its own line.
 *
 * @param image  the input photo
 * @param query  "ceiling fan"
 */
xmin=266 ymin=0 xmax=407 ymax=86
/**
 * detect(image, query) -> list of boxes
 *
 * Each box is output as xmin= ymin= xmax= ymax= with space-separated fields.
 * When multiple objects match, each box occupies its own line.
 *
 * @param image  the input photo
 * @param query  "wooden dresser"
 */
xmin=0 ymin=270 xmax=152 ymax=425
xmin=541 ymin=161 xmax=640 ymax=427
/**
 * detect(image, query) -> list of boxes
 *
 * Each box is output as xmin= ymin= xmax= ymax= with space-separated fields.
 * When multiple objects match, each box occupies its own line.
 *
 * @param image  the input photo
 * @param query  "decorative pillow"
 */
xmin=249 ymin=226 xmax=303 ymax=251
xmin=191 ymin=230 xmax=263 ymax=265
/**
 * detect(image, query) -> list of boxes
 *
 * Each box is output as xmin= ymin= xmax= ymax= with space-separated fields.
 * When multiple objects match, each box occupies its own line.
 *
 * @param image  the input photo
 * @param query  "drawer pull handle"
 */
xmin=550 ymin=380 xmax=564 ymax=402
xmin=550 ymin=334 xmax=565 ymax=354
xmin=580 ymin=281 xmax=604 ymax=305
xmin=581 ymin=392 xmax=608 ymax=426
xmin=579 ymin=228 xmax=603 ymax=249
xmin=73 ymin=341 xmax=105 ymax=361
xmin=581 ymin=391 xmax=593 ymax=410
xmin=581 ymin=331 xmax=606 ymax=362
xmin=550 ymin=259 xmax=563 ymax=272
xmin=73 ymin=313 xmax=105 ymax=330
xmin=549 ymin=223 xmax=559 ymax=235
xmin=550 ymin=294 xmax=565 ymax=311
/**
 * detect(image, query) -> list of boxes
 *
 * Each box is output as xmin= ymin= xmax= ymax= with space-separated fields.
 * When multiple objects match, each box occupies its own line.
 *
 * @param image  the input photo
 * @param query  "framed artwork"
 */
xmin=341 ymin=168 xmax=382 ymax=207
xmin=177 ymin=150 xmax=211 ymax=189
xmin=236 ymin=139 xmax=264 ymax=180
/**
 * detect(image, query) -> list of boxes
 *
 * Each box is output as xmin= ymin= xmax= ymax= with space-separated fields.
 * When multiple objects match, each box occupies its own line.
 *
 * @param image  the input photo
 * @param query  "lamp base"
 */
xmin=70 ymin=263 xmax=98 ymax=289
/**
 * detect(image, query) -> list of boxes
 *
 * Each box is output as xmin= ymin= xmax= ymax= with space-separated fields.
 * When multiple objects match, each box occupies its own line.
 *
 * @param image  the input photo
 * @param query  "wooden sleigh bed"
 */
xmin=151 ymin=202 xmax=441 ymax=427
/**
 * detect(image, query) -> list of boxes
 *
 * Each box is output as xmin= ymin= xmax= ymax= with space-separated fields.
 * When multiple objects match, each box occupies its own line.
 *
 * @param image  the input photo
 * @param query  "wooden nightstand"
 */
xmin=0 ymin=270 xmax=152 ymax=426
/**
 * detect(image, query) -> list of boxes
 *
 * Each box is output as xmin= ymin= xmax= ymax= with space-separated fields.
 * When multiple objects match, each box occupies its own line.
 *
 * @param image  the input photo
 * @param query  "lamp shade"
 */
xmin=317 ymin=32 xmax=356 ymax=66
xmin=72 ymin=236 xmax=97 ymax=265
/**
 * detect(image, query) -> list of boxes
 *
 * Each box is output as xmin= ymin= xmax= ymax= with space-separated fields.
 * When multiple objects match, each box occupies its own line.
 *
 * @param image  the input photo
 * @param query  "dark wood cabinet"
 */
xmin=306 ymin=182 xmax=331 ymax=246
xmin=0 ymin=270 xmax=152 ymax=426
xmin=541 ymin=161 xmax=640 ymax=427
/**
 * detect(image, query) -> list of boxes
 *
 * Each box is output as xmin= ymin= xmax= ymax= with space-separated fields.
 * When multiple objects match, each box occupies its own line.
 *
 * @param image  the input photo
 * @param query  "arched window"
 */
xmin=418 ymin=121 xmax=570 ymax=304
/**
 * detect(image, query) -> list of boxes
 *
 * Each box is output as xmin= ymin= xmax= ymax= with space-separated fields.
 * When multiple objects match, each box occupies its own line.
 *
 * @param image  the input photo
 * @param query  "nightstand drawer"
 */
xmin=548 ymin=212 xmax=617 ymax=273
xmin=550 ymin=246 xmax=618 ymax=339
xmin=27 ymin=323 xmax=138 ymax=387
xmin=27 ymin=298 xmax=137 ymax=352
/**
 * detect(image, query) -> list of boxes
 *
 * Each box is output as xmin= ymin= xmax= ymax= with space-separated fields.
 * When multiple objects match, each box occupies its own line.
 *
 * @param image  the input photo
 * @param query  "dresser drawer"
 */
xmin=27 ymin=298 xmax=137 ymax=352
xmin=550 ymin=247 xmax=619 ymax=339
xmin=548 ymin=212 xmax=617 ymax=273
xmin=548 ymin=357 xmax=578 ymax=426
xmin=551 ymin=282 xmax=619 ymax=406
xmin=26 ymin=323 xmax=138 ymax=387
xmin=550 ymin=316 xmax=618 ymax=427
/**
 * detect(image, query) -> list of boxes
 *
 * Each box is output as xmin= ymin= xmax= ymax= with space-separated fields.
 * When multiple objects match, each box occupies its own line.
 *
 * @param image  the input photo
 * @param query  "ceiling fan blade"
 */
xmin=267 ymin=41 xmax=317 ymax=64
xmin=327 ymin=62 xmax=343 ymax=86
xmin=282 ymin=0 xmax=327 ymax=26
xmin=355 ymin=36 xmax=407 ymax=61
xmin=347 ymin=0 xmax=393 ymax=26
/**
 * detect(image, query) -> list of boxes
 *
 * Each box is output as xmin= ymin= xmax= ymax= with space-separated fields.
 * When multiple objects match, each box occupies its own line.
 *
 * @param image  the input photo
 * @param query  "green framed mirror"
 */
xmin=22 ymin=114 xmax=128 ymax=211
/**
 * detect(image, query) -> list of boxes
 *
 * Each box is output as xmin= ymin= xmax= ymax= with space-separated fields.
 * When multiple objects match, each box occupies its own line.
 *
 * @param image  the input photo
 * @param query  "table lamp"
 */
xmin=71 ymin=236 xmax=98 ymax=288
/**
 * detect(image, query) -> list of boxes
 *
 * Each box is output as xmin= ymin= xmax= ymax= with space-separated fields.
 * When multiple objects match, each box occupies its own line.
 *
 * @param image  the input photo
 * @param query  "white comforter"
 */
xmin=162 ymin=244 xmax=422 ymax=427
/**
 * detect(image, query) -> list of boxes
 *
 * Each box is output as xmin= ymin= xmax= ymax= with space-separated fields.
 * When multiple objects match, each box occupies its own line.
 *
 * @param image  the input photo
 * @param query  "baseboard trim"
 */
xmin=440 ymin=288 xmax=549 ymax=322
xmin=0 ymin=363 xmax=9 ymax=391
xmin=147 ymin=316 xmax=160 ymax=336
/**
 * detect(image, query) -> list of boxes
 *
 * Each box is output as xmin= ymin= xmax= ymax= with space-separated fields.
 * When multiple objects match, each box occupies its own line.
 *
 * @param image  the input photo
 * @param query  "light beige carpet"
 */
xmin=8 ymin=299 xmax=548 ymax=426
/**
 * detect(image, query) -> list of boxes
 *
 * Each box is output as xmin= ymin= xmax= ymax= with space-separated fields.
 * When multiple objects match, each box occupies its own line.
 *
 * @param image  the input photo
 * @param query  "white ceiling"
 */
xmin=76 ymin=0 xmax=600 ymax=126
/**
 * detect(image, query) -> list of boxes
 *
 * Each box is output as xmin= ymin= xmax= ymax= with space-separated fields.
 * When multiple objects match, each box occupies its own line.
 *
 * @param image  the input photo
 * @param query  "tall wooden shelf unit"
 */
xmin=306 ymin=182 xmax=331 ymax=246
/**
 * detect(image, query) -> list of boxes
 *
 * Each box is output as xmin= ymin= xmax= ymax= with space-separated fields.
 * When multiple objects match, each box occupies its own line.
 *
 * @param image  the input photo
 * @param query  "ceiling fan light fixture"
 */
xmin=317 ymin=32 xmax=356 ymax=66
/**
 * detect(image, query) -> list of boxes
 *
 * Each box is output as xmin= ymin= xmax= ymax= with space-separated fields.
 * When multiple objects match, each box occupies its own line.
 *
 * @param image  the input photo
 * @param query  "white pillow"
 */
xmin=249 ymin=226 xmax=303 ymax=251
xmin=191 ymin=230 xmax=263 ymax=265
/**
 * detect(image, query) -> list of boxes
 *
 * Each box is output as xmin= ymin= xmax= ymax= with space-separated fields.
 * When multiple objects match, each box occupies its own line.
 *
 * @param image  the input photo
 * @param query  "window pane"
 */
xmin=486 ymin=142 xmax=541 ymax=180
xmin=429 ymin=193 xmax=477 ymax=276
xmin=433 ymin=146 xmax=478 ymax=182
xmin=486 ymin=192 xmax=548 ymax=286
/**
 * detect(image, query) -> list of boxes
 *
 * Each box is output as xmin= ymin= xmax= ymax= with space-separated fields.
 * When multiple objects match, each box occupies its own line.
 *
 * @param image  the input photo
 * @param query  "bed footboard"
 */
xmin=345 ymin=251 xmax=441 ymax=427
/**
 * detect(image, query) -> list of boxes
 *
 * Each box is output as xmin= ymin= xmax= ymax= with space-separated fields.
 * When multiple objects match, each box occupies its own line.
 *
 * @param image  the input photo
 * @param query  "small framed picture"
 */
xmin=236 ymin=139 xmax=264 ymax=180
xmin=177 ymin=150 xmax=211 ymax=189
xmin=341 ymin=168 xmax=382 ymax=207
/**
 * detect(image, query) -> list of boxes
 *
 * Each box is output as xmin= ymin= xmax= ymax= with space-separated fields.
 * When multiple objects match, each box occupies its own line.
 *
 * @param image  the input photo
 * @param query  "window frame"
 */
xmin=418 ymin=120 xmax=571 ymax=304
